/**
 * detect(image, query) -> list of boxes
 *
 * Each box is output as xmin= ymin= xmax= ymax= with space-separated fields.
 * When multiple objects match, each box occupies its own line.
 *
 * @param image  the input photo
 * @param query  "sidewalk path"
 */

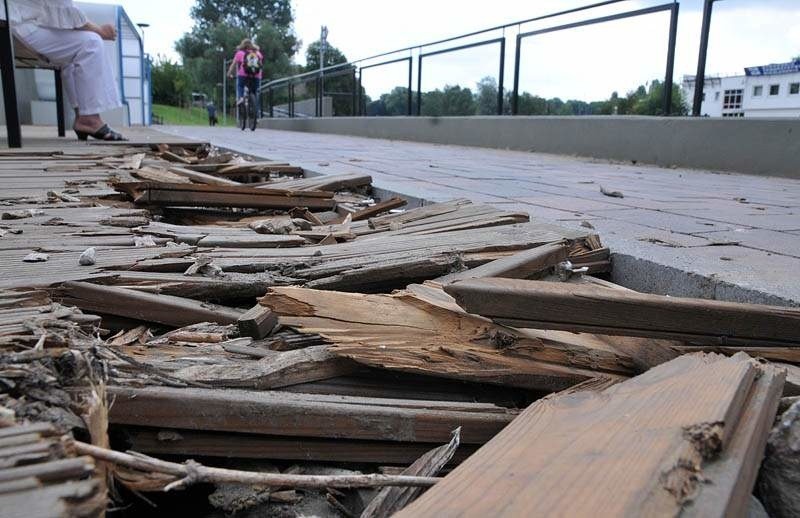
xmin=159 ymin=125 xmax=800 ymax=306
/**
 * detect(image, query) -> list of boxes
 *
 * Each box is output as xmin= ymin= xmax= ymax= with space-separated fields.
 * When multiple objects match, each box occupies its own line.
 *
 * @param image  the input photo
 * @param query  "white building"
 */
xmin=683 ymin=59 xmax=800 ymax=118
xmin=0 ymin=2 xmax=151 ymax=128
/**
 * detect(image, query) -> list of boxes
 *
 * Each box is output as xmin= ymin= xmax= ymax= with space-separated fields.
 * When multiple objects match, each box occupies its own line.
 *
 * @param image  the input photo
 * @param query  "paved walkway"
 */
xmin=159 ymin=125 xmax=800 ymax=306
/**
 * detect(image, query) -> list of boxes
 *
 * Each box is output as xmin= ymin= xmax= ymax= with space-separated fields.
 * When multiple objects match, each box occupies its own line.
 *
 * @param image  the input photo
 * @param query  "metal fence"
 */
xmin=260 ymin=0 xmax=721 ymax=118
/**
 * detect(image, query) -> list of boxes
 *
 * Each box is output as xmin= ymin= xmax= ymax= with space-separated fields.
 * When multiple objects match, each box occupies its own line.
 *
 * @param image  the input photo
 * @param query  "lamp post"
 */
xmin=319 ymin=26 xmax=328 ymax=116
xmin=218 ymin=46 xmax=227 ymax=125
xmin=136 ymin=23 xmax=149 ymax=52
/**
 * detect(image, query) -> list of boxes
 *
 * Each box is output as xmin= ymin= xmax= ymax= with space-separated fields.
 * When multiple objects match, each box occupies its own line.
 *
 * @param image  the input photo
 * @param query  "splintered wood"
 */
xmin=1 ymin=136 xmax=796 ymax=517
xmin=399 ymin=353 xmax=785 ymax=517
xmin=259 ymin=286 xmax=633 ymax=391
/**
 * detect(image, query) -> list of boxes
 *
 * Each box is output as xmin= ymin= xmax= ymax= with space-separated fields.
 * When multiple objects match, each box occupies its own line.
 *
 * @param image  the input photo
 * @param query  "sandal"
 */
xmin=74 ymin=124 xmax=127 ymax=141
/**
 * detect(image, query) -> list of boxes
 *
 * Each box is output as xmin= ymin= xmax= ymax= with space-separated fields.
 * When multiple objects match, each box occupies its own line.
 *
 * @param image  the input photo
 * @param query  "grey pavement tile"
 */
xmin=578 ymin=219 xmax=714 ymax=248
xmin=690 ymin=228 xmax=800 ymax=258
xmin=586 ymin=208 xmax=749 ymax=234
xmin=680 ymin=209 xmax=800 ymax=231
xmin=511 ymin=195 xmax=630 ymax=213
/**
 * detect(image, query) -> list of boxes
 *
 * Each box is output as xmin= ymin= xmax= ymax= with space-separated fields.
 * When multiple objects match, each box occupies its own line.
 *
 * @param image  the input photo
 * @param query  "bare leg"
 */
xmin=73 ymin=114 xmax=105 ymax=133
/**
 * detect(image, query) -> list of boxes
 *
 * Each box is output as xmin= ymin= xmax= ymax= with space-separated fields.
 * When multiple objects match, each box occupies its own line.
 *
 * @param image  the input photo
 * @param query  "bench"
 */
xmin=1 ymin=9 xmax=66 ymax=148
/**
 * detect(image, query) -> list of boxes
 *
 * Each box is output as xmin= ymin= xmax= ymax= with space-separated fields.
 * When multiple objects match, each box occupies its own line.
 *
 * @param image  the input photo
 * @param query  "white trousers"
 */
xmin=15 ymin=24 xmax=121 ymax=116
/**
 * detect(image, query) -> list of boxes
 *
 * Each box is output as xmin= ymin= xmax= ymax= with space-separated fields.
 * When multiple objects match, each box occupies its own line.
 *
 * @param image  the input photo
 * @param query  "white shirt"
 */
xmin=2 ymin=0 xmax=88 ymax=38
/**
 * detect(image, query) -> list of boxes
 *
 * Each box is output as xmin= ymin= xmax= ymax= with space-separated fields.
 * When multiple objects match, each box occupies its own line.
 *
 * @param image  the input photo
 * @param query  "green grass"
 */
xmin=153 ymin=103 xmax=237 ymax=127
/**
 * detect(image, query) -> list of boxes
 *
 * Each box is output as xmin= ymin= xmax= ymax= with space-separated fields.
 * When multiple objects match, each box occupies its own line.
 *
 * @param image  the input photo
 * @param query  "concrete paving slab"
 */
xmin=692 ymin=228 xmax=800 ymax=259
xmin=157 ymin=125 xmax=800 ymax=306
xmin=587 ymin=208 xmax=749 ymax=234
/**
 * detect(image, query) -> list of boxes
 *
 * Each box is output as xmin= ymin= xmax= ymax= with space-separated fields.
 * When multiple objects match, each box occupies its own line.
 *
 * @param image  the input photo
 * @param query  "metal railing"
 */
xmin=260 ymin=0 xmax=704 ymax=118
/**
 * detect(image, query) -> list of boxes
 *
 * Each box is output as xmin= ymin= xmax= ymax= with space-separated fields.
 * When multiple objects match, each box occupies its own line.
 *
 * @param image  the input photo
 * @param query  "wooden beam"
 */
xmin=121 ymin=426 xmax=479 ymax=465
xmin=107 ymin=386 xmax=516 ymax=444
xmin=444 ymin=278 xmax=800 ymax=347
xmin=56 ymin=281 xmax=243 ymax=327
xmin=114 ymin=182 xmax=335 ymax=210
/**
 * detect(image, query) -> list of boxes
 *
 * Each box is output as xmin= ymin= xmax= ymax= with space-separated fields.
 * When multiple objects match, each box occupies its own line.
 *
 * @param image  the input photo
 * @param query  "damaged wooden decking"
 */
xmin=1 ymin=127 xmax=798 ymax=517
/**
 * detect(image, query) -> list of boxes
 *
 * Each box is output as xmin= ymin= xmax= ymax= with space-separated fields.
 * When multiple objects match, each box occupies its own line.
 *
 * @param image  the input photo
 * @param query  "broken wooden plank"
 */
xmin=259 ymin=286 xmax=634 ymax=391
xmin=352 ymin=197 xmax=407 ymax=222
xmin=238 ymin=304 xmax=278 ymax=339
xmin=683 ymin=359 xmax=784 ymax=517
xmin=55 ymin=281 xmax=243 ymax=327
xmin=363 ymin=428 xmax=460 ymax=517
xmin=167 ymin=165 xmax=242 ymax=186
xmin=171 ymin=346 xmax=359 ymax=389
xmin=444 ymin=278 xmax=800 ymax=347
xmin=436 ymin=241 xmax=569 ymax=283
xmin=398 ymin=353 xmax=784 ymax=517
xmin=107 ymin=386 xmax=516 ymax=444
xmin=263 ymin=172 xmax=372 ymax=192
xmin=114 ymin=182 xmax=335 ymax=210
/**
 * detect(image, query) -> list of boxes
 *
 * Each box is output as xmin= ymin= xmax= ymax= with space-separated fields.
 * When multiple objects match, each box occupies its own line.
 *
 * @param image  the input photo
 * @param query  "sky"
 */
xmin=80 ymin=0 xmax=800 ymax=101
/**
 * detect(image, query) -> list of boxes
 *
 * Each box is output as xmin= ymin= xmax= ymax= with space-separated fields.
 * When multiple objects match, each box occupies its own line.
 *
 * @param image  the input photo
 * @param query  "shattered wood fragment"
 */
xmin=238 ymin=304 xmax=278 ymax=339
xmin=171 ymin=345 xmax=359 ymax=389
xmin=398 ymin=353 xmax=784 ymax=518
xmin=444 ymin=278 xmax=800 ymax=347
xmin=362 ymin=428 xmax=460 ymax=518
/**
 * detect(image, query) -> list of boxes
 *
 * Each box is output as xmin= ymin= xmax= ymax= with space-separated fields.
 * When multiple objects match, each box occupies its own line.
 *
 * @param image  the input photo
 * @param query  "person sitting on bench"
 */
xmin=5 ymin=0 xmax=126 ymax=140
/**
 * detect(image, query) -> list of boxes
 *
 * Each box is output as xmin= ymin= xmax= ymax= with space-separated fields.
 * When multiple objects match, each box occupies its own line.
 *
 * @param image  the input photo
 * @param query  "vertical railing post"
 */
xmin=407 ymin=56 xmax=413 ymax=116
xmin=416 ymin=55 xmax=423 ymax=116
xmin=315 ymin=76 xmax=321 ymax=117
xmin=351 ymin=67 xmax=357 ymax=116
xmin=268 ymin=87 xmax=273 ymax=118
xmin=692 ymin=0 xmax=715 ymax=116
xmin=357 ymin=70 xmax=362 ymax=116
xmin=663 ymin=2 xmax=679 ymax=115
xmin=289 ymin=82 xmax=294 ymax=118
xmin=512 ymin=34 xmax=521 ymax=115
xmin=497 ymin=38 xmax=506 ymax=115
xmin=54 ymin=70 xmax=65 ymax=136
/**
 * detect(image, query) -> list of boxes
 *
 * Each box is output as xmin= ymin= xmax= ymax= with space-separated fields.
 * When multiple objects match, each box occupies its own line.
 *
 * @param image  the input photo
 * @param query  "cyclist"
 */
xmin=227 ymin=39 xmax=263 ymax=114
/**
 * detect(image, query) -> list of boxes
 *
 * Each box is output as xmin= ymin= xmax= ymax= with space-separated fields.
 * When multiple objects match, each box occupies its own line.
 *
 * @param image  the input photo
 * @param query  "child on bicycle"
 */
xmin=227 ymin=39 xmax=263 ymax=111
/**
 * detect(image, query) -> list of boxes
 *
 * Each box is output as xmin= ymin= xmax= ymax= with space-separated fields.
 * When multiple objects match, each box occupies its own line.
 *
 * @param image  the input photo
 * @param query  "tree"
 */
xmin=151 ymin=56 xmax=191 ymax=106
xmin=475 ymin=76 xmax=498 ymax=115
xmin=381 ymin=87 xmax=414 ymax=116
xmin=301 ymin=39 xmax=356 ymax=116
xmin=305 ymin=40 xmax=348 ymax=71
xmin=175 ymin=0 xmax=299 ymax=107
xmin=420 ymin=85 xmax=475 ymax=116
xmin=190 ymin=0 xmax=293 ymax=33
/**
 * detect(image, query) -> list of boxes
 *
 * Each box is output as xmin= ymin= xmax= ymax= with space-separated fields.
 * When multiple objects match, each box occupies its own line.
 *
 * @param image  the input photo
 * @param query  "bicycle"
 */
xmin=238 ymin=78 xmax=258 ymax=131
